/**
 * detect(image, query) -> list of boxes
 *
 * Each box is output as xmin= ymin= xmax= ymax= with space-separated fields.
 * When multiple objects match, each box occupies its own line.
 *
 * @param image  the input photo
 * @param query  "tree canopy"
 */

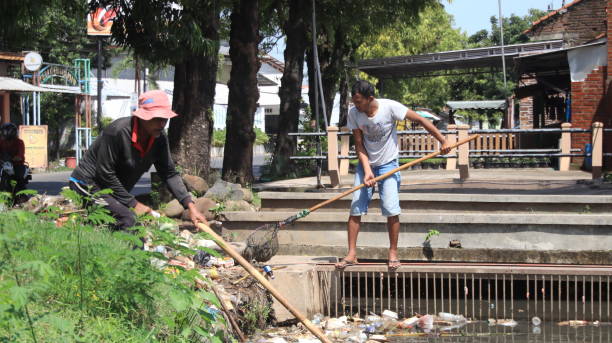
xmin=355 ymin=6 xmax=547 ymax=128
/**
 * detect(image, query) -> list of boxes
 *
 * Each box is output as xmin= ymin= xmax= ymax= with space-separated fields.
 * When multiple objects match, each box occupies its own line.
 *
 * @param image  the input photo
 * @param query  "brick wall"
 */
xmin=529 ymin=0 xmax=607 ymax=46
xmin=570 ymin=66 xmax=608 ymax=164
xmin=606 ymin=0 xmax=612 ymax=166
xmin=518 ymin=77 xmax=536 ymax=129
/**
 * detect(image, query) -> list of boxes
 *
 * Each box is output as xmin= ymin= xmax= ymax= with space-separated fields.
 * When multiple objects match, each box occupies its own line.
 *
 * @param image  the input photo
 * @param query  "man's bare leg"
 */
xmin=336 ymin=215 xmax=361 ymax=267
xmin=387 ymin=215 xmax=400 ymax=269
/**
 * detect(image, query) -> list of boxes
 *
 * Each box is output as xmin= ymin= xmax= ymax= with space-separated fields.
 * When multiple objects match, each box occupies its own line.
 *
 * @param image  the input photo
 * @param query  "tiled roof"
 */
xmin=0 ymin=52 xmax=24 ymax=61
xmin=524 ymin=0 xmax=585 ymax=34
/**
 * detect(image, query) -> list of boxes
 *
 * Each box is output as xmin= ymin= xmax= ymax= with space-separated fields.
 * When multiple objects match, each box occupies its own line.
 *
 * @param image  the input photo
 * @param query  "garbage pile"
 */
xmin=248 ymin=310 xmax=561 ymax=342
xmin=142 ymin=221 xmax=244 ymax=275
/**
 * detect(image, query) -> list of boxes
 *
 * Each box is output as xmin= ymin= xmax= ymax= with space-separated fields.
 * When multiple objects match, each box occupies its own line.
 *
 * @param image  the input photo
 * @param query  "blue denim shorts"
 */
xmin=350 ymin=159 xmax=401 ymax=217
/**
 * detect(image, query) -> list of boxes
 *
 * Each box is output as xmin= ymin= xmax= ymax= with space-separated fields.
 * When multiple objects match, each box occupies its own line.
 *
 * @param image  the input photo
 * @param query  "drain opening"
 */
xmin=318 ymin=270 xmax=611 ymax=322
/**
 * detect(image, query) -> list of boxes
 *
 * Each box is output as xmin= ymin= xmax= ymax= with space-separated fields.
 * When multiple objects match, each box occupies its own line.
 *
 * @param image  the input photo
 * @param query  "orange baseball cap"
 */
xmin=132 ymin=90 xmax=178 ymax=120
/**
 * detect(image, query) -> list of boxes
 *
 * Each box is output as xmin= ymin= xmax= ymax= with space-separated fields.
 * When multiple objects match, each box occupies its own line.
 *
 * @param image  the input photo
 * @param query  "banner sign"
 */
xmin=20 ymin=125 xmax=48 ymax=169
xmin=87 ymin=7 xmax=117 ymax=36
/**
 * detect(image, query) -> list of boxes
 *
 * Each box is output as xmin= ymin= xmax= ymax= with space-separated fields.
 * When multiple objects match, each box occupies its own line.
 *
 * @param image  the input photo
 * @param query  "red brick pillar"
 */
xmin=608 ymin=0 xmax=612 ymax=84
xmin=606 ymin=0 xmax=612 ymax=166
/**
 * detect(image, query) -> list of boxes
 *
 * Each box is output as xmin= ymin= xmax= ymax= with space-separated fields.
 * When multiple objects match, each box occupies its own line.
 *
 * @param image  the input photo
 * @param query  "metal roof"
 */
xmin=356 ymin=40 xmax=564 ymax=79
xmin=0 ymin=52 xmax=24 ymax=62
xmin=0 ymin=77 xmax=53 ymax=92
xmin=515 ymin=39 xmax=605 ymax=75
xmin=446 ymin=100 xmax=507 ymax=110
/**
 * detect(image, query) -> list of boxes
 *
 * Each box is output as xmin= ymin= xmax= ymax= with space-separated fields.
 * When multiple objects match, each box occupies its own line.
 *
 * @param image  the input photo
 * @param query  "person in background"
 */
xmin=0 ymin=122 xmax=29 ymax=193
xmin=69 ymin=90 xmax=207 ymax=230
xmin=335 ymin=80 xmax=451 ymax=271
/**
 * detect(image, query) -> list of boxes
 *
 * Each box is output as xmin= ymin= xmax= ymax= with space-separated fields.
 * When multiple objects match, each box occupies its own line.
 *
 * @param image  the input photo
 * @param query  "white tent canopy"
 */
xmin=0 ymin=77 xmax=53 ymax=92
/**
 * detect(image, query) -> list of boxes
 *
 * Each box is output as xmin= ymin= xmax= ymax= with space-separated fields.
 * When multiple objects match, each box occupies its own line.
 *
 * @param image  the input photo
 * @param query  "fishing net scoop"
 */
xmin=243 ymin=134 xmax=479 ymax=262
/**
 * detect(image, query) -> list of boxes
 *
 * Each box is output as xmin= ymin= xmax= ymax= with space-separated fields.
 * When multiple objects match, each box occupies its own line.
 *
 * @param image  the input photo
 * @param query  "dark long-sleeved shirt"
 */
xmin=71 ymin=117 xmax=192 ymax=208
xmin=0 ymin=138 xmax=25 ymax=165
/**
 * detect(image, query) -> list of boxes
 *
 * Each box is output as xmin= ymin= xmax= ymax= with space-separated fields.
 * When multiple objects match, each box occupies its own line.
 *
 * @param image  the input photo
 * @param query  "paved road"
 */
xmin=29 ymin=154 xmax=269 ymax=196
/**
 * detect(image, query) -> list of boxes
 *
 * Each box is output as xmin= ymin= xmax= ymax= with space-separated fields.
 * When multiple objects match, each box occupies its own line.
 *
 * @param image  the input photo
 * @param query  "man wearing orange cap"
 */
xmin=69 ymin=90 xmax=207 ymax=230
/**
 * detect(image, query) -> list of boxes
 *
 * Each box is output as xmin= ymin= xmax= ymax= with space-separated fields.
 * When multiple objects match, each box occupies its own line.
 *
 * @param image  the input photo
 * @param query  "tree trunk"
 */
xmin=269 ymin=0 xmax=309 ymax=176
xmin=168 ymin=11 xmax=219 ymax=181
xmin=222 ymin=0 xmax=261 ymax=185
xmin=338 ymin=69 xmax=349 ymax=127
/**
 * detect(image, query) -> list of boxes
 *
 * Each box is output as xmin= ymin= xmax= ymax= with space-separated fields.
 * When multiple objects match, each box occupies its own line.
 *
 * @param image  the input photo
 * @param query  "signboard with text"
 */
xmin=20 ymin=125 xmax=48 ymax=169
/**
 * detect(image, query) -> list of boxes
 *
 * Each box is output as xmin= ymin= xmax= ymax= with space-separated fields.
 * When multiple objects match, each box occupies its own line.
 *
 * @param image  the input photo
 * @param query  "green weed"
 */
xmin=0 ymin=192 xmax=230 ymax=342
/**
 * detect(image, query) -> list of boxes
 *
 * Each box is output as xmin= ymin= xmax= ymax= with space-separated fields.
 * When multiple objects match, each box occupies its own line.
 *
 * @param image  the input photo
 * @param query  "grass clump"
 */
xmin=0 ymin=192 xmax=230 ymax=342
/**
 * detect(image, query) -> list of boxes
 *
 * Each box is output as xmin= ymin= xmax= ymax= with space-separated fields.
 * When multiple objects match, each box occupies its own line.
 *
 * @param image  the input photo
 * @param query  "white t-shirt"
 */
xmin=347 ymin=98 xmax=407 ymax=167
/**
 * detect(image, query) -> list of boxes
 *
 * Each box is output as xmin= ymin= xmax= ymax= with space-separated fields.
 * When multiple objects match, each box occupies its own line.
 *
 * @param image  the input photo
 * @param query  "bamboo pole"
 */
xmin=309 ymin=134 xmax=479 ymax=212
xmin=197 ymin=223 xmax=332 ymax=343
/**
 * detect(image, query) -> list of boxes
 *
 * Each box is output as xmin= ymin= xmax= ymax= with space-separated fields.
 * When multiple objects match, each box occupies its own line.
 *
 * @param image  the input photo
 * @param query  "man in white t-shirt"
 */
xmin=335 ymin=80 xmax=451 ymax=271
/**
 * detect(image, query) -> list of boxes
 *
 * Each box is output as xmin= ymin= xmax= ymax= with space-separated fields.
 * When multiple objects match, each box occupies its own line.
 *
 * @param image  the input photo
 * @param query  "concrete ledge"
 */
xmin=259 ymin=193 xmax=612 ymax=213
xmin=264 ymin=255 xmax=335 ymax=322
xmin=276 ymin=246 xmax=612 ymax=265
xmin=224 ymin=211 xmax=612 ymax=226
xmin=258 ymin=192 xmax=612 ymax=204
xmin=223 ymin=211 xmax=612 ymax=251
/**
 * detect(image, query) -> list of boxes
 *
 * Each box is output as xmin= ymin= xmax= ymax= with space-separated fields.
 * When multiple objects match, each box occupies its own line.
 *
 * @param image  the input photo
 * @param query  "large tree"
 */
xmin=222 ymin=0 xmax=261 ymax=185
xmin=270 ymin=0 xmax=440 ymax=176
xmin=306 ymin=0 xmax=441 ymax=129
xmin=357 ymin=4 xmax=465 ymax=111
xmin=269 ymin=0 xmax=310 ymax=177
xmin=95 ymin=0 xmax=221 ymax=180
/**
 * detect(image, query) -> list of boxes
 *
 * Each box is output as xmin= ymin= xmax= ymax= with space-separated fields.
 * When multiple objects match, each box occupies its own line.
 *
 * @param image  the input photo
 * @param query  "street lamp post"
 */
xmin=498 ymin=0 xmax=507 ymax=89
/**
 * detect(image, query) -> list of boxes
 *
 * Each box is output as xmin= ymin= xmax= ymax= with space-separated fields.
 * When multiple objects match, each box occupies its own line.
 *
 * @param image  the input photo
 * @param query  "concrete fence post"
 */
xmin=339 ymin=127 xmax=350 ymax=176
xmin=457 ymin=124 xmax=470 ymax=180
xmin=327 ymin=126 xmax=340 ymax=187
xmin=559 ymin=123 xmax=572 ymax=171
xmin=1 ymin=92 xmax=9 ymax=124
xmin=446 ymin=124 xmax=457 ymax=170
xmin=592 ymin=122 xmax=603 ymax=179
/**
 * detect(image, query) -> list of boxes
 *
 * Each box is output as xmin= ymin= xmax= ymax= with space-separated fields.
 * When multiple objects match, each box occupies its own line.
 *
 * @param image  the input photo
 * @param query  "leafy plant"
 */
xmin=209 ymin=203 xmax=226 ymax=218
xmin=212 ymin=128 xmax=269 ymax=147
xmin=242 ymin=301 xmax=271 ymax=335
xmin=150 ymin=181 xmax=162 ymax=209
xmin=0 ymin=191 xmax=230 ymax=342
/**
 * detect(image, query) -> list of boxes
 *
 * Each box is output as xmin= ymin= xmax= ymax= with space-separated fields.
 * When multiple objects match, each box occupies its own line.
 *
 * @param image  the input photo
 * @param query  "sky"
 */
xmin=444 ymin=0 xmax=564 ymax=36
xmin=267 ymin=0 xmax=564 ymax=61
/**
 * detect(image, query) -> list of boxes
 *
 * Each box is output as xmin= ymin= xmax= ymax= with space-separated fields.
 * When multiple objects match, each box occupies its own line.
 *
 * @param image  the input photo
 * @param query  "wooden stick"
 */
xmin=197 ymin=223 xmax=332 ymax=343
xmin=210 ymin=283 xmax=247 ymax=342
xmin=309 ymin=134 xmax=479 ymax=212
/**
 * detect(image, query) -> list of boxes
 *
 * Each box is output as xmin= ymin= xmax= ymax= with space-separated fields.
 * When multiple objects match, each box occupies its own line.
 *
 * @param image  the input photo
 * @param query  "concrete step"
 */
xmin=222 ymin=211 xmax=612 ymax=264
xmin=258 ymin=191 xmax=612 ymax=213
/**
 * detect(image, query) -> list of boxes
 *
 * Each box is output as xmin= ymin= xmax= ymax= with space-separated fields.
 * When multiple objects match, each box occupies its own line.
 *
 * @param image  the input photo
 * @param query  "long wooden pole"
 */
xmin=309 ymin=134 xmax=479 ymax=212
xmin=197 ymin=223 xmax=332 ymax=343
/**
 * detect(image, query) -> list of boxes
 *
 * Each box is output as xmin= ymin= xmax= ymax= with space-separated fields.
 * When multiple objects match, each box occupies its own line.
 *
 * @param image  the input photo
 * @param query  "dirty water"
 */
xmin=389 ymin=321 xmax=612 ymax=342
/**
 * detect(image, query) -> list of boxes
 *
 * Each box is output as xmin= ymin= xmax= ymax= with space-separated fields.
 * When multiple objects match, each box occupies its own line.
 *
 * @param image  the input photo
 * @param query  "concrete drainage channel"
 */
xmin=297 ymin=263 xmax=612 ymax=341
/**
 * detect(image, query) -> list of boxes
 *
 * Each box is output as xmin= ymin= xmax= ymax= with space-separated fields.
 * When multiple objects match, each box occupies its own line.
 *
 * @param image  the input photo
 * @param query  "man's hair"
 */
xmin=351 ymin=80 xmax=376 ymax=98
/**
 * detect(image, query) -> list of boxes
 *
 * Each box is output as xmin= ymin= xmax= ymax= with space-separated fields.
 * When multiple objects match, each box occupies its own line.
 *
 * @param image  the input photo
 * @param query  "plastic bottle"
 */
xmin=438 ymin=312 xmax=467 ymax=323
xmin=263 ymin=265 xmax=275 ymax=279
xmin=417 ymin=314 xmax=434 ymax=329
xmin=311 ymin=313 xmax=324 ymax=325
